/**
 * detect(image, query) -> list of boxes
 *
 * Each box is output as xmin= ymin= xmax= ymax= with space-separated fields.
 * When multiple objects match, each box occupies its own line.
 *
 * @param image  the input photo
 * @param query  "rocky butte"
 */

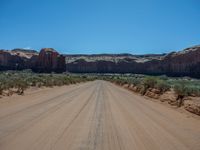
xmin=33 ymin=48 xmax=66 ymax=73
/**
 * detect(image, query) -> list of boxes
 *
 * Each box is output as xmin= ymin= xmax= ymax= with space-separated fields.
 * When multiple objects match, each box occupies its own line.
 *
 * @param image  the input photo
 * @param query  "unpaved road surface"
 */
xmin=0 ymin=80 xmax=200 ymax=150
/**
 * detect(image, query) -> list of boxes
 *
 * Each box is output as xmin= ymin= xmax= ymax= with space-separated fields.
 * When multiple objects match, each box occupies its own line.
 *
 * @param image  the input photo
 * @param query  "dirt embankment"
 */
xmin=119 ymin=83 xmax=200 ymax=116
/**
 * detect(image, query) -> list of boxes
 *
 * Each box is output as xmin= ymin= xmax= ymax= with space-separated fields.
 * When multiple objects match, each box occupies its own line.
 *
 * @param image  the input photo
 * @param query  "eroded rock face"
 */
xmin=0 ymin=50 xmax=32 ymax=70
xmin=0 ymin=48 xmax=66 ymax=73
xmin=1 ymin=45 xmax=200 ymax=76
xmin=148 ymin=45 xmax=200 ymax=77
xmin=34 ymin=48 xmax=65 ymax=73
xmin=66 ymin=45 xmax=200 ymax=78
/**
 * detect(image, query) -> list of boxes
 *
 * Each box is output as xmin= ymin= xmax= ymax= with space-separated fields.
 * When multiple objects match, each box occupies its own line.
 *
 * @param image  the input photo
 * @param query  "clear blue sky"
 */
xmin=0 ymin=0 xmax=200 ymax=54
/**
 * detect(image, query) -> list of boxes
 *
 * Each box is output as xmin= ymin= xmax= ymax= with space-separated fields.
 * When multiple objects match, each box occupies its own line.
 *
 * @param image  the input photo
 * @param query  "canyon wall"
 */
xmin=66 ymin=46 xmax=200 ymax=78
xmin=0 ymin=45 xmax=200 ymax=78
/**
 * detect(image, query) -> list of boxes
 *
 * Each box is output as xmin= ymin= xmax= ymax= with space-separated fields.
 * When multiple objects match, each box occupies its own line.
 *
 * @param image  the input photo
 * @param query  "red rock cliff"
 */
xmin=36 ymin=48 xmax=66 ymax=72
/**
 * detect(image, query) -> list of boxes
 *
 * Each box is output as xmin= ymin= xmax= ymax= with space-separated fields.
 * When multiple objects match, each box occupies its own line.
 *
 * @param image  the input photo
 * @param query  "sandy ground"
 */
xmin=0 ymin=80 xmax=200 ymax=150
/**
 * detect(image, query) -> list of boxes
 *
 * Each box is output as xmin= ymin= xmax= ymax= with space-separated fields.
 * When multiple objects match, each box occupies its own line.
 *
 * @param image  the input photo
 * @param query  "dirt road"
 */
xmin=0 ymin=80 xmax=200 ymax=150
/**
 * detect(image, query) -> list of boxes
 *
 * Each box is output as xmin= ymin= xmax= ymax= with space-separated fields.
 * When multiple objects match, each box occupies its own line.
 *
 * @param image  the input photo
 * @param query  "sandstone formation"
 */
xmin=35 ymin=48 xmax=65 ymax=73
xmin=0 ymin=49 xmax=33 ymax=70
xmin=0 ymin=45 xmax=200 ymax=77
xmin=65 ymin=45 xmax=200 ymax=78
xmin=11 ymin=49 xmax=38 ymax=58
xmin=0 ymin=48 xmax=66 ymax=73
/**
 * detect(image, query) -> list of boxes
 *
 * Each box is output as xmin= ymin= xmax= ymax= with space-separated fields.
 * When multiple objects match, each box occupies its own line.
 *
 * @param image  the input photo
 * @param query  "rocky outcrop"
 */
xmin=0 ymin=48 xmax=66 ymax=73
xmin=11 ymin=49 xmax=38 ymax=58
xmin=0 ymin=50 xmax=33 ymax=70
xmin=34 ymin=48 xmax=65 ymax=72
xmin=66 ymin=45 xmax=200 ymax=78
xmin=162 ymin=46 xmax=200 ymax=77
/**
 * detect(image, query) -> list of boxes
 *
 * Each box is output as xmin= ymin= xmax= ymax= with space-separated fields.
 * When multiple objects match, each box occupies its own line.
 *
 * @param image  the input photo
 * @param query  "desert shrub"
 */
xmin=113 ymin=78 xmax=127 ymax=85
xmin=174 ymin=82 xmax=188 ymax=97
xmin=158 ymin=75 xmax=168 ymax=80
xmin=181 ymin=85 xmax=200 ymax=97
xmin=174 ymin=82 xmax=190 ymax=107
xmin=130 ymin=78 xmax=141 ymax=86
xmin=43 ymin=78 xmax=54 ymax=87
xmin=143 ymin=77 xmax=157 ymax=89
xmin=62 ymin=77 xmax=71 ymax=85
xmin=140 ymin=77 xmax=158 ymax=95
xmin=25 ymin=76 xmax=41 ymax=86
xmin=121 ymin=80 xmax=128 ymax=85
xmin=14 ymin=79 xmax=28 ymax=95
xmin=155 ymin=80 xmax=170 ymax=93
xmin=187 ymin=86 xmax=200 ymax=96
xmin=173 ymin=81 xmax=200 ymax=97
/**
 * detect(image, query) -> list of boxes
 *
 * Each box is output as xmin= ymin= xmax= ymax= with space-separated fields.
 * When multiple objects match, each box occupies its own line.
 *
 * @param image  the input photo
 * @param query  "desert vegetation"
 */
xmin=1 ymin=71 xmax=199 ymax=101
xmin=0 ymin=70 xmax=94 ymax=96
xmin=102 ymin=75 xmax=171 ymax=94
